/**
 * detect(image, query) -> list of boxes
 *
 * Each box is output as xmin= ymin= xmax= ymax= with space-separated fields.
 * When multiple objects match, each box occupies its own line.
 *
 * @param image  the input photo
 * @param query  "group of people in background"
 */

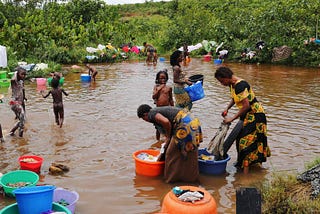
xmin=138 ymin=49 xmax=271 ymax=183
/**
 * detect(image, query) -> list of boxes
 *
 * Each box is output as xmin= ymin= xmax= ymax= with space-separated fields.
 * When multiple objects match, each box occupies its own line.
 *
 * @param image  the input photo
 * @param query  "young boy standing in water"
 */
xmin=41 ymin=78 xmax=69 ymax=128
xmin=86 ymin=64 xmax=98 ymax=82
xmin=152 ymin=69 xmax=174 ymax=141
xmin=9 ymin=67 xmax=27 ymax=137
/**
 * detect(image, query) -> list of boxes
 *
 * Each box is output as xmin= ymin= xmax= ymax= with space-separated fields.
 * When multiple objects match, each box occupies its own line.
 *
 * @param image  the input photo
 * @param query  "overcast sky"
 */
xmin=105 ymin=0 xmax=171 ymax=5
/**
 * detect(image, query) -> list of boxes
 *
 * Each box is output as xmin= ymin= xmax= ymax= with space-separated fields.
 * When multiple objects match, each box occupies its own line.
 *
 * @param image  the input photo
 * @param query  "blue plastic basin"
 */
xmin=198 ymin=148 xmax=230 ymax=175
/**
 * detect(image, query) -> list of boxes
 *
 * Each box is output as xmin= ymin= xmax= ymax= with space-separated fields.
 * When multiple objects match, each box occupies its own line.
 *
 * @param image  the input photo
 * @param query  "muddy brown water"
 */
xmin=0 ymin=59 xmax=319 ymax=213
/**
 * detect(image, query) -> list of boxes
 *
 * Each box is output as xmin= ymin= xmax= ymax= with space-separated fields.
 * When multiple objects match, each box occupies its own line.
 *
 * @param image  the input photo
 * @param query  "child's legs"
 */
xmin=146 ymin=52 xmax=152 ymax=62
xmin=58 ymin=107 xmax=64 ymax=128
xmin=92 ymin=71 xmax=98 ymax=79
xmin=53 ymin=105 xmax=60 ymax=125
xmin=18 ymin=108 xmax=25 ymax=130
xmin=10 ymin=122 xmax=19 ymax=134
xmin=10 ymin=104 xmax=25 ymax=134
xmin=0 ymin=124 xmax=3 ymax=139
xmin=153 ymin=52 xmax=158 ymax=64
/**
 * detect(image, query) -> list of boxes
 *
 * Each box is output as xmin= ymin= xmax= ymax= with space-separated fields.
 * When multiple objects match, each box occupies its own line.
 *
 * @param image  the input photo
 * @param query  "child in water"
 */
xmin=9 ymin=67 xmax=27 ymax=137
xmin=41 ymin=78 xmax=69 ymax=128
xmin=152 ymin=69 xmax=174 ymax=141
xmin=86 ymin=64 xmax=98 ymax=82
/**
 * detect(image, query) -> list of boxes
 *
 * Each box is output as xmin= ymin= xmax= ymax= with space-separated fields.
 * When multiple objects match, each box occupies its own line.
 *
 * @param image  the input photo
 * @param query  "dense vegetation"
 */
xmin=0 ymin=0 xmax=319 ymax=72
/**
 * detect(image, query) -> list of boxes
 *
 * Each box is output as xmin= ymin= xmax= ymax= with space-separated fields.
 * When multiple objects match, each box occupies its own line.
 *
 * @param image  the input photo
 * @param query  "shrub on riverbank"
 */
xmin=260 ymin=158 xmax=320 ymax=213
xmin=260 ymin=173 xmax=320 ymax=213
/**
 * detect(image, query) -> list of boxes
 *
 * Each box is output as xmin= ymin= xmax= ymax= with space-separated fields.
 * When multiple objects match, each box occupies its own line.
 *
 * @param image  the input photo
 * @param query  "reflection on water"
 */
xmin=0 ymin=59 xmax=319 ymax=213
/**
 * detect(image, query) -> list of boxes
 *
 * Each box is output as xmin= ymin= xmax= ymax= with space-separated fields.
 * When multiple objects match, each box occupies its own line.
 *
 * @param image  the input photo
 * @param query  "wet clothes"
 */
xmin=206 ymin=122 xmax=230 ymax=160
xmin=148 ymin=107 xmax=203 ymax=183
xmin=231 ymin=80 xmax=271 ymax=168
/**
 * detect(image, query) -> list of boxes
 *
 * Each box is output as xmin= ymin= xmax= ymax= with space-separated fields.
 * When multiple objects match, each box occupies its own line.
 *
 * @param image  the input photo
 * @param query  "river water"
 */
xmin=0 ymin=58 xmax=319 ymax=213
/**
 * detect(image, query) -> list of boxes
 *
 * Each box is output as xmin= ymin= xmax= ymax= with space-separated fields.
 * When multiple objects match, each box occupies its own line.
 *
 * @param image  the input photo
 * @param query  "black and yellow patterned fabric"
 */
xmin=230 ymin=80 xmax=271 ymax=168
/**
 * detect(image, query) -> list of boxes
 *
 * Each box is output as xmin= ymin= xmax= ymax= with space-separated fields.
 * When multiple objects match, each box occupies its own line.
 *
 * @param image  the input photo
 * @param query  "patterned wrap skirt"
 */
xmin=173 ymin=84 xmax=192 ymax=110
xmin=236 ymin=111 xmax=271 ymax=168
xmin=164 ymin=109 xmax=203 ymax=183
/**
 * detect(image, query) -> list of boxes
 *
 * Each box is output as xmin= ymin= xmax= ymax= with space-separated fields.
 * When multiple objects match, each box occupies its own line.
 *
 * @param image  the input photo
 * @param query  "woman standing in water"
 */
xmin=137 ymin=104 xmax=202 ymax=183
xmin=214 ymin=66 xmax=271 ymax=170
xmin=170 ymin=50 xmax=193 ymax=110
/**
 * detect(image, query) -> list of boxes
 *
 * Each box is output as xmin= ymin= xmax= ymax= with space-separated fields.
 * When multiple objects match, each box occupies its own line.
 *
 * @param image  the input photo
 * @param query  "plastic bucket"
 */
xmin=159 ymin=57 xmax=165 ymax=62
xmin=0 ymin=202 xmax=72 ymax=214
xmin=189 ymin=74 xmax=204 ymax=85
xmin=0 ymin=71 xmax=7 ymax=79
xmin=198 ymin=148 xmax=231 ymax=175
xmin=203 ymin=55 xmax=212 ymax=62
xmin=214 ymin=59 xmax=222 ymax=64
xmin=132 ymin=150 xmax=164 ymax=176
xmin=13 ymin=185 xmax=56 ymax=214
xmin=36 ymin=84 xmax=47 ymax=92
xmin=184 ymin=81 xmax=205 ymax=102
xmin=59 ymin=77 xmax=65 ymax=85
xmin=161 ymin=186 xmax=217 ymax=214
xmin=7 ymin=72 xmax=14 ymax=78
xmin=80 ymin=74 xmax=91 ymax=82
xmin=18 ymin=155 xmax=43 ymax=173
xmin=0 ymin=170 xmax=39 ymax=197
xmin=36 ymin=78 xmax=47 ymax=86
xmin=53 ymin=187 xmax=79 ymax=214
xmin=0 ymin=79 xmax=10 ymax=88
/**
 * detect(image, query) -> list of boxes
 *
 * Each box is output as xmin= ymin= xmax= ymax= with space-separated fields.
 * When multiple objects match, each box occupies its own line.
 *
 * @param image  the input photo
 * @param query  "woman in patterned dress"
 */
xmin=137 ymin=104 xmax=202 ymax=183
xmin=214 ymin=66 xmax=271 ymax=169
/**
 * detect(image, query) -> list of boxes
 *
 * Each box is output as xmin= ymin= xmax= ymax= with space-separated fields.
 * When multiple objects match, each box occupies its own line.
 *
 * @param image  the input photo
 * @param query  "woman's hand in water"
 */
xmin=223 ymin=116 xmax=233 ymax=124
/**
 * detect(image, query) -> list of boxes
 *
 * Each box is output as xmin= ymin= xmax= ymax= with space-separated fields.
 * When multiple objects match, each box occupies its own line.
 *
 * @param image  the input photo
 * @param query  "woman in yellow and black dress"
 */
xmin=214 ymin=66 xmax=271 ymax=169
